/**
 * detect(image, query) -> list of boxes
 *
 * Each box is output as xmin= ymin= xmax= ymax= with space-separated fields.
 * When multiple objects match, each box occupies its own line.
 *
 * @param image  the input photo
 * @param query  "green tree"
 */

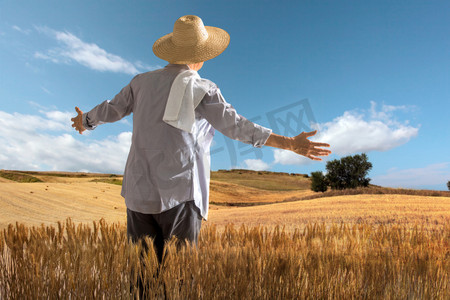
xmin=310 ymin=171 xmax=328 ymax=192
xmin=325 ymin=153 xmax=372 ymax=190
xmin=447 ymin=180 xmax=450 ymax=191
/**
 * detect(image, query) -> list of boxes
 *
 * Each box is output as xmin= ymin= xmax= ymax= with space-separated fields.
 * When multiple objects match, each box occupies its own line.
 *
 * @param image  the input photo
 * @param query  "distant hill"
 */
xmin=0 ymin=169 xmax=449 ymax=230
xmin=1 ymin=169 xmax=311 ymax=191
xmin=211 ymin=169 xmax=310 ymax=191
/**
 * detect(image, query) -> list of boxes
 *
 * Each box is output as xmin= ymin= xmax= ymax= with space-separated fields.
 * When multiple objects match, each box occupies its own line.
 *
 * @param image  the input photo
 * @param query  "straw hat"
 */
xmin=153 ymin=15 xmax=230 ymax=64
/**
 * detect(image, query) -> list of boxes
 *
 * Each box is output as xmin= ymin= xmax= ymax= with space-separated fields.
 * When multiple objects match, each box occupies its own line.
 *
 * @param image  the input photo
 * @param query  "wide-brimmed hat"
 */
xmin=153 ymin=15 xmax=230 ymax=64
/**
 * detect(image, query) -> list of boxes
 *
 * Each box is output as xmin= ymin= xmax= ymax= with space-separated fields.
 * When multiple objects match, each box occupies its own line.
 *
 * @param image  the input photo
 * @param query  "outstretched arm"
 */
xmin=265 ymin=130 xmax=331 ymax=161
xmin=196 ymin=87 xmax=331 ymax=160
xmin=71 ymin=79 xmax=136 ymax=134
xmin=195 ymin=87 xmax=272 ymax=148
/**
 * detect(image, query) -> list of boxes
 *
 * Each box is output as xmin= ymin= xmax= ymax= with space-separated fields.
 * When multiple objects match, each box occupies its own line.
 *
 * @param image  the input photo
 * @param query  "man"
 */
xmin=71 ymin=14 xmax=330 ymax=265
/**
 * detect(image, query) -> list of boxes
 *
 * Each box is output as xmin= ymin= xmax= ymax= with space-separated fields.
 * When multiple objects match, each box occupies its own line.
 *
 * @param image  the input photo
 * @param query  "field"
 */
xmin=0 ymin=169 xmax=449 ymax=298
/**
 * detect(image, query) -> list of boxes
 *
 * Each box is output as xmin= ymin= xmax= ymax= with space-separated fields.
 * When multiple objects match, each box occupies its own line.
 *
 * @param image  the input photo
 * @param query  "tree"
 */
xmin=447 ymin=180 xmax=450 ymax=191
xmin=310 ymin=171 xmax=328 ymax=192
xmin=325 ymin=153 xmax=372 ymax=190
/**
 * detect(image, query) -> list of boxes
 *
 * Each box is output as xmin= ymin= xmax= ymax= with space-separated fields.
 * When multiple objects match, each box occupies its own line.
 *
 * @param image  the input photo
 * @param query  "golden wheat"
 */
xmin=1 ymin=219 xmax=449 ymax=299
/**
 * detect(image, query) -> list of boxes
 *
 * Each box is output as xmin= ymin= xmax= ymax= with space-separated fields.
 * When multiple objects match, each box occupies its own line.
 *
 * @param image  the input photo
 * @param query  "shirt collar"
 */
xmin=165 ymin=64 xmax=191 ymax=71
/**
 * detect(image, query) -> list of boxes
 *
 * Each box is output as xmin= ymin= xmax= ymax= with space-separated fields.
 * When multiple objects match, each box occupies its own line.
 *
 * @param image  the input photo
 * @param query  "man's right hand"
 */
xmin=289 ymin=130 xmax=331 ymax=161
xmin=265 ymin=130 xmax=331 ymax=161
xmin=71 ymin=107 xmax=86 ymax=134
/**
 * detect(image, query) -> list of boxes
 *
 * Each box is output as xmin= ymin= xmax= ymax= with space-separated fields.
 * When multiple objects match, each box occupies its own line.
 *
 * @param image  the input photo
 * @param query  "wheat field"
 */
xmin=1 ymin=219 xmax=448 ymax=299
xmin=0 ymin=170 xmax=449 ymax=298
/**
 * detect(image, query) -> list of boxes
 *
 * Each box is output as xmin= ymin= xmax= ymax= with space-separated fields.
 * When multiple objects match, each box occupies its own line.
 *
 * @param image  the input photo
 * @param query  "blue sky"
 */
xmin=0 ymin=0 xmax=449 ymax=190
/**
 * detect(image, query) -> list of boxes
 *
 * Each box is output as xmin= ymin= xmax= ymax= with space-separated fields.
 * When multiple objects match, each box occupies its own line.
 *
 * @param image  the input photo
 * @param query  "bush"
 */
xmin=310 ymin=171 xmax=328 ymax=192
xmin=325 ymin=153 xmax=372 ymax=190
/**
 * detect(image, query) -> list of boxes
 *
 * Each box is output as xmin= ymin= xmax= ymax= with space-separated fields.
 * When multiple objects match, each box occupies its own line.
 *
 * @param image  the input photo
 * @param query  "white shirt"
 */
xmin=82 ymin=64 xmax=272 ymax=220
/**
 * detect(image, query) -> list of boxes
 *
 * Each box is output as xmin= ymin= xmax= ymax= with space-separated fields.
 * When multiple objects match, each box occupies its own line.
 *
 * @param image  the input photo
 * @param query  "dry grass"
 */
xmin=16 ymin=170 xmax=118 ymax=178
xmin=1 ymin=170 xmax=449 ymax=298
xmin=209 ymin=194 xmax=450 ymax=232
xmin=211 ymin=169 xmax=310 ymax=191
xmin=287 ymin=186 xmax=450 ymax=201
xmin=0 ymin=174 xmax=313 ymax=229
xmin=0 ymin=219 xmax=448 ymax=299
xmin=209 ymin=180 xmax=315 ymax=206
xmin=1 ymin=173 xmax=449 ymax=231
xmin=91 ymin=178 xmax=123 ymax=185
xmin=0 ymin=181 xmax=126 ymax=229
xmin=0 ymin=170 xmax=43 ymax=183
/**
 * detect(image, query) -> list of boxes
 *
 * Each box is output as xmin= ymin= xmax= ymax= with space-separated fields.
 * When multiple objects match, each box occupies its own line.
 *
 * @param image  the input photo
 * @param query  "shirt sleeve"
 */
xmin=195 ymin=86 xmax=272 ymax=148
xmin=82 ymin=78 xmax=136 ymax=130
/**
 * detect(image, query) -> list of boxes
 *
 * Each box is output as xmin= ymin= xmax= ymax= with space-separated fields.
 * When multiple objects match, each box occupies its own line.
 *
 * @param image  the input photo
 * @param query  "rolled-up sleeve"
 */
xmin=82 ymin=112 xmax=97 ymax=130
xmin=195 ymin=86 xmax=272 ymax=148
xmin=82 ymin=78 xmax=136 ymax=130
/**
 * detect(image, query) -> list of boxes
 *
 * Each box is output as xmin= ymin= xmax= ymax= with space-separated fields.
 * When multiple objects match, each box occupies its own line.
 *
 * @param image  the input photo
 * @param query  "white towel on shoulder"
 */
xmin=163 ymin=70 xmax=215 ymax=133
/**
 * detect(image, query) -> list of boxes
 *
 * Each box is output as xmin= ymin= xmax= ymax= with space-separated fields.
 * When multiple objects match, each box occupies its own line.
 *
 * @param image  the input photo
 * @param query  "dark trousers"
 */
xmin=127 ymin=200 xmax=202 ymax=297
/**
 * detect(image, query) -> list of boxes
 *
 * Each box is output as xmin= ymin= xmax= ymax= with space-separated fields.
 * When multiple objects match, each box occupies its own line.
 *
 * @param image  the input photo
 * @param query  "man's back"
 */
xmin=131 ymin=64 xmax=207 ymax=151
xmin=122 ymin=64 xmax=215 ymax=218
xmin=78 ymin=61 xmax=273 ymax=219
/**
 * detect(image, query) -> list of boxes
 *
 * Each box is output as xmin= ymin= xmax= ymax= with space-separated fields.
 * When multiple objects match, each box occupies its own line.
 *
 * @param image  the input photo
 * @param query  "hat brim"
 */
xmin=153 ymin=26 xmax=230 ymax=64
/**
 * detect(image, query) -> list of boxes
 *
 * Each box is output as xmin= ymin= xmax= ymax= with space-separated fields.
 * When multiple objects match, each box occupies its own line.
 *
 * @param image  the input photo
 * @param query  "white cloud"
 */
xmin=239 ymin=159 xmax=271 ymax=171
xmin=0 ymin=109 xmax=131 ymax=173
xmin=311 ymin=101 xmax=419 ymax=156
xmin=34 ymin=51 xmax=61 ymax=64
xmin=42 ymin=110 xmax=73 ymax=124
xmin=368 ymin=101 xmax=416 ymax=124
xmin=270 ymin=101 xmax=419 ymax=166
xmin=41 ymin=87 xmax=52 ymax=95
xmin=118 ymin=118 xmax=132 ymax=126
xmin=0 ymin=110 xmax=71 ymax=133
xmin=34 ymin=27 xmax=157 ymax=75
xmin=12 ymin=25 xmax=31 ymax=35
xmin=372 ymin=163 xmax=450 ymax=189
xmin=273 ymin=149 xmax=315 ymax=166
